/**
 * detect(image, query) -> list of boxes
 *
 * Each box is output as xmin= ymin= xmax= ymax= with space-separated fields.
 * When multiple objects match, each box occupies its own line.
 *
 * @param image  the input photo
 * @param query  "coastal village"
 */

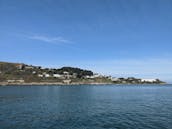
xmin=0 ymin=61 xmax=165 ymax=85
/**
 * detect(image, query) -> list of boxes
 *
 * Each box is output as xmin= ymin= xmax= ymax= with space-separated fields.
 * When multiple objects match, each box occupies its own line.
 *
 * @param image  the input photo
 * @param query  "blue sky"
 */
xmin=0 ymin=0 xmax=172 ymax=82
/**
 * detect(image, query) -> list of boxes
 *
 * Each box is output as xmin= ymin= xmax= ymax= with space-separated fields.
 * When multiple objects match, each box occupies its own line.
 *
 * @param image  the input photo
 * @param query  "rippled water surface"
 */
xmin=0 ymin=85 xmax=172 ymax=129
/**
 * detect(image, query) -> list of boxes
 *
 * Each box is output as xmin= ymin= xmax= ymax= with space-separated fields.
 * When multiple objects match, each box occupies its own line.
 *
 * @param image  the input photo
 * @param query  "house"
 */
xmin=63 ymin=79 xmax=71 ymax=84
xmin=93 ymin=73 xmax=103 ymax=78
xmin=53 ymin=74 xmax=62 ymax=78
xmin=72 ymin=73 xmax=77 ymax=78
xmin=16 ymin=64 xmax=24 ymax=70
xmin=141 ymin=79 xmax=156 ymax=83
xmin=85 ymin=75 xmax=92 ymax=79
xmin=63 ymin=71 xmax=71 ymax=79
xmin=38 ymin=73 xmax=50 ymax=78
xmin=85 ymin=74 xmax=103 ymax=79
xmin=63 ymin=71 xmax=69 ymax=75
xmin=32 ymin=71 xmax=36 ymax=74
xmin=7 ymin=79 xmax=25 ymax=83
xmin=44 ymin=74 xmax=50 ymax=78
xmin=111 ymin=77 xmax=120 ymax=82
xmin=25 ymin=66 xmax=34 ymax=69
xmin=122 ymin=80 xmax=127 ymax=83
xmin=40 ymin=72 xmax=51 ymax=77
xmin=17 ymin=79 xmax=25 ymax=83
xmin=38 ymin=74 xmax=43 ymax=77
xmin=7 ymin=80 xmax=16 ymax=83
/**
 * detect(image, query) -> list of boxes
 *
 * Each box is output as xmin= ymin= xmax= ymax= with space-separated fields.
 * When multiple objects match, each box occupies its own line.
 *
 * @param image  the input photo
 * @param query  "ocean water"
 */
xmin=0 ymin=85 xmax=172 ymax=129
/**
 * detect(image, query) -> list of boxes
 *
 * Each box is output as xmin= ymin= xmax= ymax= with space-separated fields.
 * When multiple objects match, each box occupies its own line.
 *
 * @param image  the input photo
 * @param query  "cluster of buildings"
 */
xmin=37 ymin=72 xmax=72 ymax=79
xmin=110 ymin=77 xmax=159 ymax=84
xmin=1 ymin=63 xmax=162 ymax=84
xmin=16 ymin=64 xmax=39 ymax=70
xmin=37 ymin=72 xmax=104 ymax=79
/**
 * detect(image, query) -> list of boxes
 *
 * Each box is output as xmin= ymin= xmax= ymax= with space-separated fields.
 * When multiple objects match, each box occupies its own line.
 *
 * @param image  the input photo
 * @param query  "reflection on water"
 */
xmin=0 ymin=85 xmax=172 ymax=129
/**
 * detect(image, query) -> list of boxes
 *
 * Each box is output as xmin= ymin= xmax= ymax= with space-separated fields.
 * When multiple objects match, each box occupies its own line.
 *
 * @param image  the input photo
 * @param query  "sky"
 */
xmin=0 ymin=0 xmax=172 ymax=82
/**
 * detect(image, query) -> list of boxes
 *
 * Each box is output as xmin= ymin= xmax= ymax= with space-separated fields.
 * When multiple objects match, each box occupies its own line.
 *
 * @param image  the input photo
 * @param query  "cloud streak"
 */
xmin=28 ymin=35 xmax=72 ymax=44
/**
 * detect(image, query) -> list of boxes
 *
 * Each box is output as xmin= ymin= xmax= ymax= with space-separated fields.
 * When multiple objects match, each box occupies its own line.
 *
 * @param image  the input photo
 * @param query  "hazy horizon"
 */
xmin=1 ymin=0 xmax=172 ymax=83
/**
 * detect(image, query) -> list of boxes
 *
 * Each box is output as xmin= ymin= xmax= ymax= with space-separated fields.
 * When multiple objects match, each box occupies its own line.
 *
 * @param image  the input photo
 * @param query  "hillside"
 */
xmin=0 ymin=61 xmax=95 ymax=82
xmin=0 ymin=61 xmax=165 ymax=85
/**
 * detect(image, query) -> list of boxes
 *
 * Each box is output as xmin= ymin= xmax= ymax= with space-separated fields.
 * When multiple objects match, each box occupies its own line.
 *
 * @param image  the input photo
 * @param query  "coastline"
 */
xmin=0 ymin=82 xmax=113 ymax=86
xmin=0 ymin=61 xmax=166 ymax=86
xmin=0 ymin=82 xmax=167 ymax=86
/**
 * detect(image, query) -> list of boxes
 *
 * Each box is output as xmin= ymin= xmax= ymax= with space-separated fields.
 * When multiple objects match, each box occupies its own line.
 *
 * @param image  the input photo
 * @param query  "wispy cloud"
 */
xmin=28 ymin=35 xmax=72 ymax=44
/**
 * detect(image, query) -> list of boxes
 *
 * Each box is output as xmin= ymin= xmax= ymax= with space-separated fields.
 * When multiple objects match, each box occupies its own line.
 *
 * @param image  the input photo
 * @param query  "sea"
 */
xmin=0 ymin=85 xmax=172 ymax=129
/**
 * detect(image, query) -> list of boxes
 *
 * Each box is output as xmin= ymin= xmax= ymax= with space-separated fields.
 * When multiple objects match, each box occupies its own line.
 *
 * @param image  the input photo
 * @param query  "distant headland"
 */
xmin=0 ymin=61 xmax=166 ymax=86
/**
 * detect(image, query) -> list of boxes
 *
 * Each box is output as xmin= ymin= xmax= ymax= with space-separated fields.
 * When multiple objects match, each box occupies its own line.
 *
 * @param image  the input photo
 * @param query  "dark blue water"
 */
xmin=0 ymin=85 xmax=172 ymax=129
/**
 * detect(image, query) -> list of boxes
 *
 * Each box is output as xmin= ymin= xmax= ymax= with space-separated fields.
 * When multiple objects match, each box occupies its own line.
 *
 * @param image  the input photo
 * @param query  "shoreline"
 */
xmin=0 ymin=82 xmax=113 ymax=86
xmin=0 ymin=82 xmax=168 ymax=86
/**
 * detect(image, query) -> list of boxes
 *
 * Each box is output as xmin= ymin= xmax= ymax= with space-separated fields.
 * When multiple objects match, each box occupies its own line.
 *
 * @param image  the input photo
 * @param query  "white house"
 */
xmin=85 ymin=75 xmax=91 ymax=79
xmin=38 ymin=74 xmax=43 ymax=77
xmin=141 ymin=79 xmax=156 ymax=82
xmin=7 ymin=79 xmax=24 ymax=83
xmin=25 ymin=66 xmax=34 ymax=69
xmin=63 ymin=71 xmax=69 ymax=75
xmin=44 ymin=74 xmax=50 ymax=78
xmin=111 ymin=77 xmax=120 ymax=82
xmin=32 ymin=71 xmax=36 ymax=74
xmin=63 ymin=79 xmax=71 ymax=84
xmin=53 ymin=74 xmax=62 ymax=78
